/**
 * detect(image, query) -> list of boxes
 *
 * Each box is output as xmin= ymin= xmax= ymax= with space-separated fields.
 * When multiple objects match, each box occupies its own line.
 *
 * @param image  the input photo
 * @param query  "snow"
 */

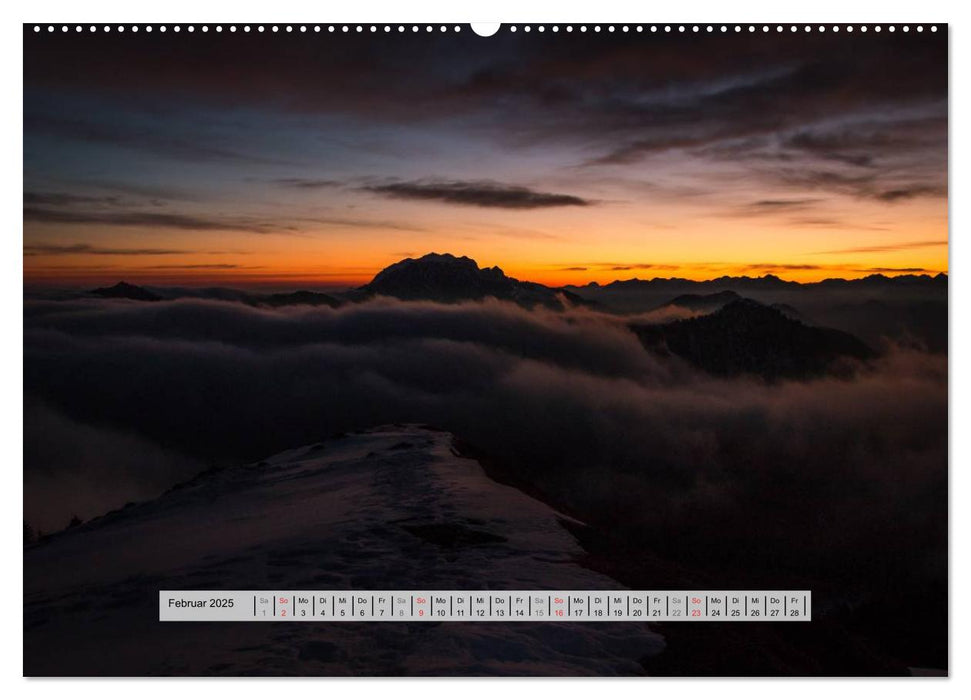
xmin=24 ymin=425 xmax=664 ymax=675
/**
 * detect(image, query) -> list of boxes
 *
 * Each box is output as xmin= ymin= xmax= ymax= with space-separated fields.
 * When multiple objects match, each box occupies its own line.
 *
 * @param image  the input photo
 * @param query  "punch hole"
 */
xmin=470 ymin=23 xmax=500 ymax=37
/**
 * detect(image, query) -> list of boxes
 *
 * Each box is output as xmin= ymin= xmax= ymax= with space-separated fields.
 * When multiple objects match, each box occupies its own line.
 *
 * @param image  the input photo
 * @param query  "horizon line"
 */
xmin=22 ymin=268 xmax=949 ymax=293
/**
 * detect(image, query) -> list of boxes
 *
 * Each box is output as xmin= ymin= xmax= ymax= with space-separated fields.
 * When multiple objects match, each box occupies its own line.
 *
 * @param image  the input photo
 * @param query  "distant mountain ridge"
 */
xmin=87 ymin=282 xmax=341 ymax=308
xmin=83 ymin=264 xmax=947 ymax=308
xmin=573 ymin=271 xmax=947 ymax=293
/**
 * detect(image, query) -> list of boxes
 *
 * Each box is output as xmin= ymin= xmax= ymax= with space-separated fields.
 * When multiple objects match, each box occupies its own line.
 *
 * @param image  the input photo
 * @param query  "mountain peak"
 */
xmin=364 ymin=253 xmax=514 ymax=302
xmin=657 ymin=289 xmax=741 ymax=313
xmin=362 ymin=253 xmax=591 ymax=309
xmin=89 ymin=281 xmax=161 ymax=302
xmin=632 ymin=297 xmax=874 ymax=380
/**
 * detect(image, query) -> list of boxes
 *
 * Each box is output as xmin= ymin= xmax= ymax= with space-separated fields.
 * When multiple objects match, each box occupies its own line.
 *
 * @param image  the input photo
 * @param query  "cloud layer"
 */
xmin=24 ymin=296 xmax=946 ymax=596
xmin=362 ymin=180 xmax=592 ymax=209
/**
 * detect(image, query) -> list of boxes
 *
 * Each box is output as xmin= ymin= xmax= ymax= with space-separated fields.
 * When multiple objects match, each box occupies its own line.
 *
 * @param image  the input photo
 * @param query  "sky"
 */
xmin=23 ymin=26 xmax=948 ymax=288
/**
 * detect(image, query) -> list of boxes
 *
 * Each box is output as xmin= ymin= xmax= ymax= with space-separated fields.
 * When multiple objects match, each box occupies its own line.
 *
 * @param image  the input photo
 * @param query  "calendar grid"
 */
xmin=160 ymin=590 xmax=811 ymax=622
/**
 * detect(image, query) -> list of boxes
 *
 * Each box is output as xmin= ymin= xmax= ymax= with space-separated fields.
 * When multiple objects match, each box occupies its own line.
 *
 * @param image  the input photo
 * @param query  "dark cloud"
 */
xmin=23 ymin=243 xmax=187 ymax=256
xmin=584 ymin=136 xmax=716 ymax=167
xmin=22 ymin=31 xmax=947 ymax=156
xmin=139 ymin=264 xmax=257 ymax=270
xmin=554 ymin=262 xmax=679 ymax=274
xmin=23 ymin=30 xmax=946 ymax=209
xmin=815 ymin=240 xmax=949 ymax=255
xmin=83 ymin=180 xmax=198 ymax=202
xmin=25 ymin=192 xmax=123 ymax=207
xmin=783 ymin=130 xmax=876 ymax=167
xmin=875 ymin=185 xmax=946 ymax=202
xmin=23 ymin=206 xmax=294 ymax=234
xmin=781 ymin=114 xmax=946 ymax=170
xmin=271 ymin=178 xmax=343 ymax=189
xmin=742 ymin=263 xmax=825 ymax=271
xmin=577 ymin=262 xmax=679 ymax=272
xmin=362 ymin=180 xmax=592 ymax=209
xmin=301 ymin=215 xmax=427 ymax=233
xmin=786 ymin=217 xmax=890 ymax=231
xmin=748 ymin=199 xmax=818 ymax=209
xmin=577 ymin=58 xmax=944 ymax=167
xmin=768 ymin=167 xmax=946 ymax=203
xmin=729 ymin=198 xmax=822 ymax=217
xmin=24 ymin=112 xmax=291 ymax=166
xmin=857 ymin=267 xmax=938 ymax=274
xmin=24 ymin=188 xmax=199 ymax=217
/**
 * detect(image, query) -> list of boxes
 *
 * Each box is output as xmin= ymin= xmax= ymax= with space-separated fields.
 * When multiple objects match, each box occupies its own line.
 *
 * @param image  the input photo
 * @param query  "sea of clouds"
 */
xmin=24 ymin=296 xmax=946 ymax=594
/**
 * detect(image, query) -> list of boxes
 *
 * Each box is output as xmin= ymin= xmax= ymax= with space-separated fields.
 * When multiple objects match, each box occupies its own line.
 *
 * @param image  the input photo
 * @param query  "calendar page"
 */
xmin=23 ymin=21 xmax=947 ymax=677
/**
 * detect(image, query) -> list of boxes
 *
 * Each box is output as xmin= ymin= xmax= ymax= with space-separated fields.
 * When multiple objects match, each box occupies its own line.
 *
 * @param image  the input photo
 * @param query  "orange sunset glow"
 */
xmin=23 ymin=203 xmax=948 ymax=288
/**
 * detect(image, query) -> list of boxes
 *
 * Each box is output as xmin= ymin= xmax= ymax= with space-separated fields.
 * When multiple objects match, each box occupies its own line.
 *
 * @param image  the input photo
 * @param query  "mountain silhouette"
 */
xmin=89 ymin=281 xmax=161 ymax=302
xmin=632 ymin=298 xmax=875 ymax=380
xmin=360 ymin=253 xmax=592 ymax=308
xmin=578 ymin=272 xmax=946 ymax=294
xmin=86 ymin=283 xmax=342 ymax=309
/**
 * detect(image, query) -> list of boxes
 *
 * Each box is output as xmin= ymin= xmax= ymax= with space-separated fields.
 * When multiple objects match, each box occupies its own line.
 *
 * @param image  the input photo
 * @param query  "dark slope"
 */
xmin=24 ymin=426 xmax=661 ymax=675
xmin=632 ymin=298 xmax=874 ymax=380
xmin=653 ymin=290 xmax=741 ymax=314
xmin=810 ymin=298 xmax=948 ymax=353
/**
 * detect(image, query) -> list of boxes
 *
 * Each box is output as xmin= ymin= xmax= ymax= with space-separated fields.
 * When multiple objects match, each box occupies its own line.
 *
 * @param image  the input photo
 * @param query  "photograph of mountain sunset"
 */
xmin=23 ymin=23 xmax=947 ymax=677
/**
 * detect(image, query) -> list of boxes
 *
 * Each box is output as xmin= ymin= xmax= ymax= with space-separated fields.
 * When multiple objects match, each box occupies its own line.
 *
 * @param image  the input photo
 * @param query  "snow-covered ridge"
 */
xmin=25 ymin=425 xmax=663 ymax=675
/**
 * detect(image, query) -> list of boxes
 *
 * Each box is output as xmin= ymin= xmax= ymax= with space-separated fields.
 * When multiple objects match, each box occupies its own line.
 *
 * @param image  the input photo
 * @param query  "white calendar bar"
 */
xmin=159 ymin=590 xmax=811 ymax=622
